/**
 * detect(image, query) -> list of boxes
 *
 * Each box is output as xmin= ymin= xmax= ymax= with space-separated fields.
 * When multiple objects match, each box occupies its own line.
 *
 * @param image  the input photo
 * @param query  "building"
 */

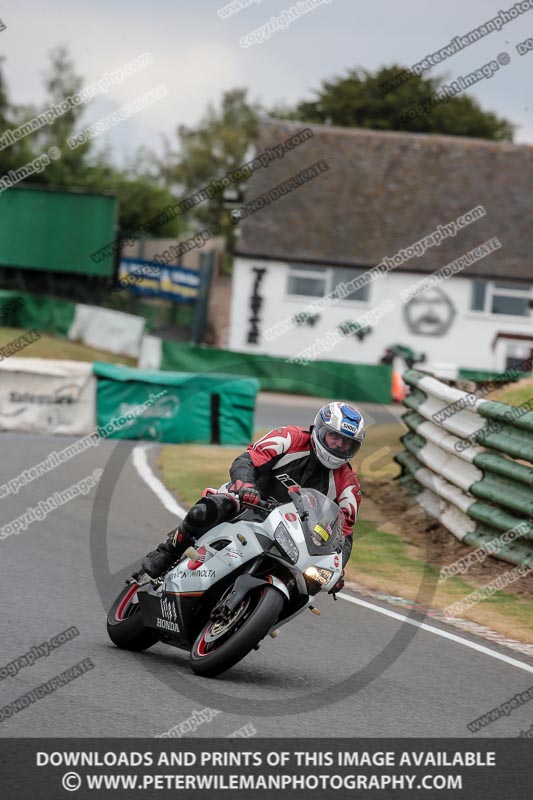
xmin=229 ymin=120 xmax=533 ymax=374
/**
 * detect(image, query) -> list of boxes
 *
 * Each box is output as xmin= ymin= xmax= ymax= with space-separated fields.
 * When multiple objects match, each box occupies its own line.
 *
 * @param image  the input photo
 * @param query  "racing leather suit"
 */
xmin=142 ymin=426 xmax=361 ymax=577
xmin=229 ymin=426 xmax=361 ymax=567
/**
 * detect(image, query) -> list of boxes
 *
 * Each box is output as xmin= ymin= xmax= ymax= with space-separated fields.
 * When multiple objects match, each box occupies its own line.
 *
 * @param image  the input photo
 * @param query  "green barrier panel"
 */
xmin=217 ymin=386 xmax=257 ymax=446
xmin=396 ymin=451 xmax=533 ymax=541
xmin=160 ymin=341 xmax=393 ymax=404
xmin=401 ymin=401 xmax=533 ymax=483
xmin=394 ymin=450 xmax=421 ymax=474
xmin=403 ymin=369 xmax=429 ymax=387
xmin=478 ymin=399 xmax=533 ymax=434
xmin=458 ymin=368 xmax=522 ymax=383
xmin=0 ymin=289 xmax=76 ymax=336
xmin=93 ymin=362 xmax=259 ymax=445
xmin=398 ymin=473 xmax=423 ymax=496
xmin=474 ymin=452 xmax=533 ymax=488
xmin=402 ymin=409 xmax=426 ymax=433
xmin=470 ymin=474 xmax=533 ymax=517
xmin=473 ymin=424 xmax=533 ymax=463
xmin=396 ymin=371 xmax=533 ymax=566
xmin=402 ymin=388 xmax=426 ymax=412
xmin=401 ymin=428 xmax=532 ymax=515
xmin=467 ymin=501 xmax=533 ymax=540
xmin=462 ymin=528 xmax=533 ymax=568
xmin=401 ymin=430 xmax=427 ymax=456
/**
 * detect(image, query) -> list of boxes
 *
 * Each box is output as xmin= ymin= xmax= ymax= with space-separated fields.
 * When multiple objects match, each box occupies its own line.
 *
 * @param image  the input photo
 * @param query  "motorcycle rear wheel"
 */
xmin=190 ymin=586 xmax=284 ymax=677
xmin=106 ymin=581 xmax=159 ymax=651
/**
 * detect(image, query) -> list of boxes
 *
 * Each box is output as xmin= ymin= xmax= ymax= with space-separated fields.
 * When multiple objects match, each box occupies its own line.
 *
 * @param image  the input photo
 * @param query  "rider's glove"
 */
xmin=229 ymin=480 xmax=261 ymax=506
xmin=328 ymin=569 xmax=345 ymax=595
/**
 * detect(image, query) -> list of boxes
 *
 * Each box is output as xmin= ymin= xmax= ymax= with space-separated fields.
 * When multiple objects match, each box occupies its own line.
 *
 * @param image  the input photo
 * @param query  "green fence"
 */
xmin=160 ymin=341 xmax=392 ymax=405
xmin=0 ymin=289 xmax=76 ymax=336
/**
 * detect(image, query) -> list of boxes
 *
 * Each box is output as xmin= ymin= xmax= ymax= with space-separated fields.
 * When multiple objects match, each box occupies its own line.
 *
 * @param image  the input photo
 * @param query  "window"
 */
xmin=287 ymin=265 xmax=369 ymax=302
xmin=331 ymin=268 xmax=369 ymax=302
xmin=471 ymin=280 xmax=486 ymax=311
xmin=286 ymin=265 xmax=326 ymax=298
xmin=470 ymin=280 xmax=531 ymax=317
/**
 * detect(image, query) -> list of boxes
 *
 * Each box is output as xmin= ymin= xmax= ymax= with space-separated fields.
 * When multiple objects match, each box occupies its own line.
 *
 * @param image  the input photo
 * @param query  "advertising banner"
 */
xmin=0 ymin=358 xmax=96 ymax=435
xmin=118 ymin=258 xmax=200 ymax=303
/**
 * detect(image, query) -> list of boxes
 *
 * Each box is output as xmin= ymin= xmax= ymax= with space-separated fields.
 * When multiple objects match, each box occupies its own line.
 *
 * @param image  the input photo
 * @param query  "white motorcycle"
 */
xmin=107 ymin=486 xmax=344 ymax=677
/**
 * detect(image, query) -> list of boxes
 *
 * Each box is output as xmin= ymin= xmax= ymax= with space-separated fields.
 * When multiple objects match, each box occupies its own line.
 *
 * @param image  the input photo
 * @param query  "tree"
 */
xmin=159 ymin=88 xmax=262 ymax=260
xmin=31 ymin=45 xmax=93 ymax=186
xmin=0 ymin=57 xmax=36 ymax=177
xmin=285 ymin=64 xmax=514 ymax=141
xmin=106 ymin=171 xmax=182 ymax=239
xmin=0 ymin=47 xmax=182 ymax=237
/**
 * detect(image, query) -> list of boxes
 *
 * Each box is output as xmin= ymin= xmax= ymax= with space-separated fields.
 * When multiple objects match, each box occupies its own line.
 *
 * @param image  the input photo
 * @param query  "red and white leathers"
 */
xmin=228 ymin=426 xmax=362 ymax=566
xmin=143 ymin=425 xmax=362 ymax=579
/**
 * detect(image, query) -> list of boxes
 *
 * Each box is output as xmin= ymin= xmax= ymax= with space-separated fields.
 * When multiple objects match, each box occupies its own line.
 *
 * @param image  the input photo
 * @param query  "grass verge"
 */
xmin=0 ymin=326 xmax=136 ymax=365
xmin=352 ymin=518 xmax=533 ymax=643
xmin=487 ymin=377 xmax=533 ymax=406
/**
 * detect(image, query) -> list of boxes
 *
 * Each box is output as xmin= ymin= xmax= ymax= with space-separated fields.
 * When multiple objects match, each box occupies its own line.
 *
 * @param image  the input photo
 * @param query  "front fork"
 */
xmin=210 ymin=573 xmax=289 ymax=624
xmin=210 ymin=557 xmax=309 ymax=634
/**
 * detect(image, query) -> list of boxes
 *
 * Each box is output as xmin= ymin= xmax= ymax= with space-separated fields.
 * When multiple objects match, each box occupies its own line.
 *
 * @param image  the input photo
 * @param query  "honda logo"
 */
xmin=160 ymin=596 xmax=177 ymax=621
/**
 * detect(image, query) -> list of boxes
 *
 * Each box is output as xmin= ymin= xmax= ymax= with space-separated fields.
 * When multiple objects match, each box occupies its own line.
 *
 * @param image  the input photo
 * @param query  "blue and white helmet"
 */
xmin=311 ymin=402 xmax=365 ymax=469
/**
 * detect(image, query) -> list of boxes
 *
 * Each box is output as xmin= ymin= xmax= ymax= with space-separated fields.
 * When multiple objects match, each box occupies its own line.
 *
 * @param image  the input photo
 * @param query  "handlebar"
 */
xmin=241 ymin=498 xmax=280 ymax=512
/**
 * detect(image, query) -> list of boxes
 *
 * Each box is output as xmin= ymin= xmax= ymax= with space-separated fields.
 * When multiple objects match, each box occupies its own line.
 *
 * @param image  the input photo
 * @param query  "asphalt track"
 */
xmin=255 ymin=392 xmax=402 ymax=430
xmin=1 ymin=423 xmax=532 ymax=739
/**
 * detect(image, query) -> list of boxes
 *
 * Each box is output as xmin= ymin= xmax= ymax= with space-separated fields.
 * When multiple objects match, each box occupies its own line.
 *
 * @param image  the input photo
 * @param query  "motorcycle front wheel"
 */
xmin=190 ymin=586 xmax=284 ymax=677
xmin=106 ymin=580 xmax=159 ymax=651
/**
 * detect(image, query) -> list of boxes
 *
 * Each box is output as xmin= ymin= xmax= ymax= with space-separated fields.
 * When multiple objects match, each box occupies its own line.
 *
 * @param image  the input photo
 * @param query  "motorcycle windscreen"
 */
xmin=295 ymin=487 xmax=344 ymax=556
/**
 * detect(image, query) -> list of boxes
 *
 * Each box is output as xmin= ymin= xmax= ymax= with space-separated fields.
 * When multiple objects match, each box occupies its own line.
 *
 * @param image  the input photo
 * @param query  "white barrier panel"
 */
xmin=413 ymin=362 xmax=459 ymax=381
xmin=0 ymin=358 xmax=96 ymax=435
xmin=68 ymin=305 xmax=145 ymax=358
xmin=138 ymin=335 xmax=163 ymax=369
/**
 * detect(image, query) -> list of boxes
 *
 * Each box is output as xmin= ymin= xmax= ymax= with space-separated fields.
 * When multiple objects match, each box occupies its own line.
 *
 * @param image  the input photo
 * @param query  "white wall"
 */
xmin=229 ymin=258 xmax=533 ymax=372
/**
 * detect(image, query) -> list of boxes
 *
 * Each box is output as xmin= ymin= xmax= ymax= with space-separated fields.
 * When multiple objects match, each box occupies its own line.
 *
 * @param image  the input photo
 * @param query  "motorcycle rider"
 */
xmin=142 ymin=401 xmax=365 ymax=593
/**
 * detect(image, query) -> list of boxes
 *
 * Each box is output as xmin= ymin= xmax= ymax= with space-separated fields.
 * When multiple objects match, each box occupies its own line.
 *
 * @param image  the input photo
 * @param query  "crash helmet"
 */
xmin=311 ymin=401 xmax=365 ymax=469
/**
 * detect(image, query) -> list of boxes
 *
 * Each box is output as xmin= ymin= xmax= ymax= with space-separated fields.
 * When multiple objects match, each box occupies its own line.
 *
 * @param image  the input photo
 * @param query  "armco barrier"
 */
xmin=394 ymin=370 xmax=533 ymax=568
xmin=160 ymin=340 xmax=393 ymax=405
xmin=94 ymin=362 xmax=259 ymax=445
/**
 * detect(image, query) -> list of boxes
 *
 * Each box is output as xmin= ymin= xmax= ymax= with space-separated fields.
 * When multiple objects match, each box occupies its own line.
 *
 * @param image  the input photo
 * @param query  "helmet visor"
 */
xmin=316 ymin=419 xmax=361 ymax=460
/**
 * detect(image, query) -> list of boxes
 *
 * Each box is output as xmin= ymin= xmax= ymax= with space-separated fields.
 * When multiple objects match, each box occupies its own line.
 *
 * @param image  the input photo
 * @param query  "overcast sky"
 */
xmin=1 ymin=0 xmax=532 ymax=164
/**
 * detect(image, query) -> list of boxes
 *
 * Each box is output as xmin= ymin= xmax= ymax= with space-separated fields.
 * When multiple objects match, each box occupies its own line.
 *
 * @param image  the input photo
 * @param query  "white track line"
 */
xmin=132 ymin=445 xmax=533 ymax=675
xmin=339 ymin=592 xmax=533 ymax=675
xmin=132 ymin=445 xmax=186 ymax=518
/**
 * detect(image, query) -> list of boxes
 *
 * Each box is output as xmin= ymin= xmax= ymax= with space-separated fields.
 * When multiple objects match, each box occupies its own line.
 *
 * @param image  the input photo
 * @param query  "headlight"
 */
xmin=303 ymin=566 xmax=334 ymax=585
xmin=274 ymin=523 xmax=299 ymax=564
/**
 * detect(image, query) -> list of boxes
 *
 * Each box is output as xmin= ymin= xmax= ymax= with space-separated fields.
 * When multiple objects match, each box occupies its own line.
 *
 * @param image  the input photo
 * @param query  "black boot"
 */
xmin=141 ymin=504 xmax=209 ymax=578
xmin=142 ymin=495 xmax=238 ymax=579
xmin=142 ymin=533 xmax=183 ymax=578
